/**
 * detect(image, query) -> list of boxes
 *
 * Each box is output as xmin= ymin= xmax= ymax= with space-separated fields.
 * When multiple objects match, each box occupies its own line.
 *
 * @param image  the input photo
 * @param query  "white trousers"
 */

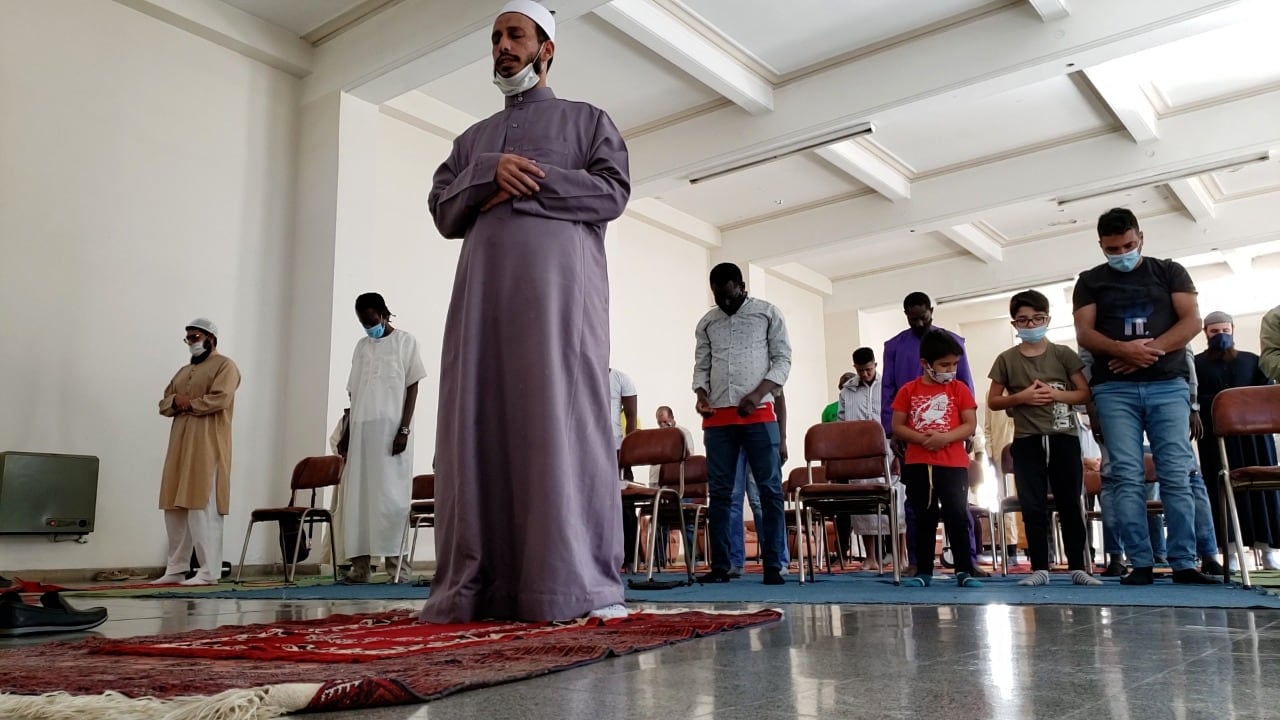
xmin=163 ymin=474 xmax=224 ymax=580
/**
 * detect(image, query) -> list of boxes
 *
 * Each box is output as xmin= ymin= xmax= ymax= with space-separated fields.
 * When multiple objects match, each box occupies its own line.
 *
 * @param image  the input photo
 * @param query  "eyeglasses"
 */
xmin=183 ymin=334 xmax=203 ymax=345
xmin=1012 ymin=315 xmax=1050 ymax=329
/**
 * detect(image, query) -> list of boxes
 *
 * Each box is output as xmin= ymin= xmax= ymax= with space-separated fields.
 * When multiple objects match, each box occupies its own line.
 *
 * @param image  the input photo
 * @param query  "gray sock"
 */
xmin=1072 ymin=570 xmax=1103 ymax=586
xmin=1018 ymin=570 xmax=1050 ymax=586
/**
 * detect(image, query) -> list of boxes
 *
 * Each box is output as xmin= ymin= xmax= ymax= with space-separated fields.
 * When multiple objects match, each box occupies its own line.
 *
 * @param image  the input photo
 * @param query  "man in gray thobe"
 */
xmin=422 ymin=0 xmax=631 ymax=623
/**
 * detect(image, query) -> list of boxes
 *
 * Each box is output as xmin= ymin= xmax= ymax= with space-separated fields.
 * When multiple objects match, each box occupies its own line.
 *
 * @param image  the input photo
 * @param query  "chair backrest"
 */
xmin=804 ymin=420 xmax=886 ymax=463
xmin=1083 ymin=469 xmax=1102 ymax=499
xmin=824 ymin=458 xmax=888 ymax=482
xmin=1000 ymin=444 xmax=1014 ymax=476
xmin=289 ymin=455 xmax=344 ymax=506
xmin=784 ymin=465 xmax=826 ymax=494
xmin=411 ymin=474 xmax=435 ymax=501
xmin=291 ymin=456 xmax=343 ymax=491
xmin=658 ymin=455 xmax=706 ymax=490
xmin=1213 ymin=385 xmax=1280 ymax=437
xmin=620 ymin=427 xmax=688 ymax=469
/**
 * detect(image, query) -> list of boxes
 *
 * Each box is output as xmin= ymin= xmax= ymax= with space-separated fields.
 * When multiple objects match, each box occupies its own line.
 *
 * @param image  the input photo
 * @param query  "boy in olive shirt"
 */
xmin=987 ymin=290 xmax=1101 ymax=587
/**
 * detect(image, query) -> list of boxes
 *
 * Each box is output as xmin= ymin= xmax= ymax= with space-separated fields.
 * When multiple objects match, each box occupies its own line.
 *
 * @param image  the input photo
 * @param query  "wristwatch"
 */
xmin=398 ymin=427 xmax=411 ymax=436
xmin=1190 ymin=403 xmax=1201 ymax=412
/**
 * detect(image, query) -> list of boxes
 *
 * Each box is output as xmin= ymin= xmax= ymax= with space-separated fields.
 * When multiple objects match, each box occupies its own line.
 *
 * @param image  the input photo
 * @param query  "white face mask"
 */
xmin=188 ymin=341 xmax=207 ymax=357
xmin=493 ymin=45 xmax=544 ymax=96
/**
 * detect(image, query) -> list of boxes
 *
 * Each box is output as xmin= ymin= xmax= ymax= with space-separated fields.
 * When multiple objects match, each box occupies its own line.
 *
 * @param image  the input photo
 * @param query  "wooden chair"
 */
xmin=1212 ymin=385 xmax=1280 ymax=588
xmin=783 ymin=466 xmax=828 ymax=579
xmin=392 ymin=474 xmax=435 ymax=583
xmin=235 ymin=455 xmax=343 ymax=583
xmin=617 ymin=427 xmax=691 ymax=582
xmin=795 ymin=420 xmax=901 ymax=585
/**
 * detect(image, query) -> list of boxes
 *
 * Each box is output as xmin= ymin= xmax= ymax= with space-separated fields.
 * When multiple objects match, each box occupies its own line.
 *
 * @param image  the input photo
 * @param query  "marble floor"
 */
xmin=5 ymin=597 xmax=1280 ymax=719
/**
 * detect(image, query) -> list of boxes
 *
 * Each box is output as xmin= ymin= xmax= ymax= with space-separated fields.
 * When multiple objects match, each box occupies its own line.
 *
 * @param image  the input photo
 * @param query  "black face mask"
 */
xmin=717 ymin=291 xmax=747 ymax=316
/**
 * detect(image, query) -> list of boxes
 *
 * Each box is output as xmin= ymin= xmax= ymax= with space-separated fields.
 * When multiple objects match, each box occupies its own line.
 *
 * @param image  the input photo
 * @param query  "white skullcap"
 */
xmin=1203 ymin=311 xmax=1233 ymax=327
xmin=499 ymin=0 xmax=555 ymax=41
xmin=186 ymin=318 xmax=219 ymax=338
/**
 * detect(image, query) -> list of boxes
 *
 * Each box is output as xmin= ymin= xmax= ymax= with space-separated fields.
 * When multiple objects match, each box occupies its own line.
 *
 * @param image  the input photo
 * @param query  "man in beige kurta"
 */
xmin=151 ymin=318 xmax=241 ymax=586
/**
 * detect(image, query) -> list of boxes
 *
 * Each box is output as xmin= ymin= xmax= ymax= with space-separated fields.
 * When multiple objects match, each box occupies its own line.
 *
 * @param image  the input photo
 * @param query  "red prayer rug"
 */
xmin=0 ymin=608 xmax=780 ymax=718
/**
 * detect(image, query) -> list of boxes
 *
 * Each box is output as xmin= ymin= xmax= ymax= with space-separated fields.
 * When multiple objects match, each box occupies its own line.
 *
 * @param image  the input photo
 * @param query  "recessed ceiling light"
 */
xmin=774 ymin=199 xmax=785 ymax=205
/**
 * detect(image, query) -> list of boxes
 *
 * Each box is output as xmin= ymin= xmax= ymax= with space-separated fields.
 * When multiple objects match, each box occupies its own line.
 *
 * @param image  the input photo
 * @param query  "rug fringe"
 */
xmin=0 ymin=683 xmax=320 ymax=720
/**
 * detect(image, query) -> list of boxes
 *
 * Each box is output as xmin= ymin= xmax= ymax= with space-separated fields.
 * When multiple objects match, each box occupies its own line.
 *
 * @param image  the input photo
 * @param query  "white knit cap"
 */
xmin=499 ymin=0 xmax=555 ymax=41
xmin=186 ymin=318 xmax=219 ymax=338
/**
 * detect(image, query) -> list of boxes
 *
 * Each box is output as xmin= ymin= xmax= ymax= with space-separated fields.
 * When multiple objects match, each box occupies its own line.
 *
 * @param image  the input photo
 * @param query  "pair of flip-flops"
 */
xmin=91 ymin=569 xmax=148 ymax=582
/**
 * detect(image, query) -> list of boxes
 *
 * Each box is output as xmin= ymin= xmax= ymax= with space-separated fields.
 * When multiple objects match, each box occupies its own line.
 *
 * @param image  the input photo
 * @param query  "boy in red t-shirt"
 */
xmin=891 ymin=330 xmax=982 ymax=587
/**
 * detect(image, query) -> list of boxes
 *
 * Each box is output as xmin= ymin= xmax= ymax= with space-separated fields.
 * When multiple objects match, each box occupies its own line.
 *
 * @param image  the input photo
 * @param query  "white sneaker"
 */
xmin=587 ymin=603 xmax=628 ymax=620
xmin=148 ymin=573 xmax=187 ymax=585
xmin=1263 ymin=549 xmax=1280 ymax=571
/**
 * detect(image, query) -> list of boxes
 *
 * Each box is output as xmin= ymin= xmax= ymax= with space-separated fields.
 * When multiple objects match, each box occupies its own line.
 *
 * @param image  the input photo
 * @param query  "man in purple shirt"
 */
xmin=880 ymin=292 xmax=983 ymax=575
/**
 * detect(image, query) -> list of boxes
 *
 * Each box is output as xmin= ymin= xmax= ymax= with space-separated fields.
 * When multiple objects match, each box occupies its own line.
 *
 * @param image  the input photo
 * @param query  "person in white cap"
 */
xmin=423 ymin=0 xmax=631 ymax=623
xmin=151 ymin=318 xmax=241 ymax=585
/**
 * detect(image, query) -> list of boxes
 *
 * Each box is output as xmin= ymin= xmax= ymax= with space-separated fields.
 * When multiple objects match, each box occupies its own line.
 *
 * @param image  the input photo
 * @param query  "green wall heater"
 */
xmin=0 ymin=452 xmax=99 ymax=534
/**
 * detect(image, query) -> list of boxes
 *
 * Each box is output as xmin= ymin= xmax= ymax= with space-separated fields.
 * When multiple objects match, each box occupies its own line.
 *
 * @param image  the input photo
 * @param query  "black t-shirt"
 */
xmin=1072 ymin=256 xmax=1196 ymax=385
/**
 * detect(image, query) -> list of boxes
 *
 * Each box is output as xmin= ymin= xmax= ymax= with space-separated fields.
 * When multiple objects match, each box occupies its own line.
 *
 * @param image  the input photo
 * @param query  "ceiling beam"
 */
xmin=625 ymin=0 xmax=1248 ymax=194
xmin=1166 ymin=177 xmax=1217 ymax=222
xmin=625 ymin=198 xmax=723 ymax=249
xmin=722 ymin=87 xmax=1280 ymax=264
xmin=814 ymin=141 xmax=911 ymax=202
xmin=940 ymin=225 xmax=1004 ymax=264
xmin=768 ymin=263 xmax=833 ymax=296
xmin=1083 ymin=67 xmax=1159 ymax=144
xmin=1028 ymin=0 xmax=1072 ymax=22
xmin=593 ymin=0 xmax=773 ymax=115
xmin=303 ymin=0 xmax=610 ymax=104
xmin=828 ymin=191 xmax=1280 ymax=312
xmin=112 ymin=0 xmax=314 ymax=77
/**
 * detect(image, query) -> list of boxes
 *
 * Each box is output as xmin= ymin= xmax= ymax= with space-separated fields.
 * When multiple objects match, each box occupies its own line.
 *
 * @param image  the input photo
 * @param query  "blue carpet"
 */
xmin=148 ymin=572 xmax=1280 ymax=609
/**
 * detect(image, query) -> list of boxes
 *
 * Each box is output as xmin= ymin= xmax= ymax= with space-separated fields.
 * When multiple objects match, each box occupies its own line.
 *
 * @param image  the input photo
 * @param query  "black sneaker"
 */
xmin=695 ymin=569 xmax=732 ymax=584
xmin=1101 ymin=560 xmax=1127 ymax=577
xmin=1200 ymin=559 xmax=1227 ymax=577
xmin=763 ymin=569 xmax=785 ymax=585
xmin=1172 ymin=568 xmax=1221 ymax=585
xmin=1120 ymin=566 xmax=1155 ymax=585
xmin=0 ymin=591 xmax=108 ymax=636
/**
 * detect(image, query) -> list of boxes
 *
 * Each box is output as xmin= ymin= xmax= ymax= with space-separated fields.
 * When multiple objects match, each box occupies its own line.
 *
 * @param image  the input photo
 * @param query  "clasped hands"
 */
xmin=480 ymin=154 xmax=546 ymax=212
xmin=1107 ymin=339 xmax=1164 ymax=375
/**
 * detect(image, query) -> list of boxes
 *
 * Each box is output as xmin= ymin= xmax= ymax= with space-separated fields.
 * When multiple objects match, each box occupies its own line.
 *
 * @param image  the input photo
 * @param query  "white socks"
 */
xmin=587 ymin=603 xmax=629 ymax=620
xmin=1018 ymin=570 xmax=1050 ymax=586
xmin=148 ymin=573 xmax=187 ymax=585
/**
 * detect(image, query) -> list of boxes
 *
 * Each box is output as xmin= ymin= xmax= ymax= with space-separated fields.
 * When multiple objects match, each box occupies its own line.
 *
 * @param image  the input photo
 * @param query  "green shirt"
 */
xmin=988 ymin=342 xmax=1085 ymax=437
xmin=821 ymin=401 xmax=839 ymax=424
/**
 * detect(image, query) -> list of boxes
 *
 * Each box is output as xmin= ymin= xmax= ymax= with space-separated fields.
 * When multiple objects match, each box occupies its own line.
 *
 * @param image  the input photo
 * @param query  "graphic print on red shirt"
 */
xmin=891 ymin=378 xmax=976 ymax=469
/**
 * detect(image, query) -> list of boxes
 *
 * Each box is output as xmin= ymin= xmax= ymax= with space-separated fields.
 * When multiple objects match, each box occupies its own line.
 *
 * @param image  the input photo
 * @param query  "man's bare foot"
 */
xmin=903 ymin=564 xmax=917 ymax=576
xmin=861 ymin=561 xmax=881 ymax=573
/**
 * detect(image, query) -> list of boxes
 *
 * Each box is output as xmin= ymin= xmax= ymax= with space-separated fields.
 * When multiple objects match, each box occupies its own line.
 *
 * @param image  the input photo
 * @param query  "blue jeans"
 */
xmin=1099 ymin=449 xmax=1216 ymax=560
xmin=1093 ymin=380 xmax=1197 ymax=570
xmin=705 ymin=423 xmax=786 ymax=573
xmin=1147 ymin=482 xmax=1167 ymax=560
xmin=730 ymin=449 xmax=789 ymax=568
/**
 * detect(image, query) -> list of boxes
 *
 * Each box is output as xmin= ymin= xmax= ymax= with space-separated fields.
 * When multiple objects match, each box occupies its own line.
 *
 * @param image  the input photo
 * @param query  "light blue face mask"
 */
xmin=1107 ymin=249 xmax=1141 ymax=273
xmin=366 ymin=323 xmax=385 ymax=339
xmin=1017 ymin=327 xmax=1050 ymax=343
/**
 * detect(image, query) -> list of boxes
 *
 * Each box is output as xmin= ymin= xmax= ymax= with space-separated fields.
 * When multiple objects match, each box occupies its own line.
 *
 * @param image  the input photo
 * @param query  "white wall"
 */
xmin=758 ymin=274 xmax=828 ymax=474
xmin=824 ymin=308 xmax=860 ymax=393
xmin=606 ymin=216 xmax=711 ymax=446
xmin=0 ymin=0 xmax=298 ymax=570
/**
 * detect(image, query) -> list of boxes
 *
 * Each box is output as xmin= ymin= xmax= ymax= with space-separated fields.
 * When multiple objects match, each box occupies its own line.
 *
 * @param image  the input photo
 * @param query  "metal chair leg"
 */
xmin=1222 ymin=471 xmax=1251 ymax=588
xmin=327 ymin=520 xmax=339 ymax=582
xmin=795 ymin=497 xmax=806 ymax=585
xmin=890 ymin=487 xmax=902 ymax=585
xmin=235 ymin=520 xmax=256 ymax=583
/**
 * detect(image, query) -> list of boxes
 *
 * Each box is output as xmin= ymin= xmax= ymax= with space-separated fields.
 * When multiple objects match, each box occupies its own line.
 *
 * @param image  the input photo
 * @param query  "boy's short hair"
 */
xmin=1009 ymin=289 xmax=1050 ymax=318
xmin=919 ymin=329 xmax=964 ymax=364
xmin=852 ymin=347 xmax=875 ymax=365
xmin=1097 ymin=208 xmax=1140 ymax=237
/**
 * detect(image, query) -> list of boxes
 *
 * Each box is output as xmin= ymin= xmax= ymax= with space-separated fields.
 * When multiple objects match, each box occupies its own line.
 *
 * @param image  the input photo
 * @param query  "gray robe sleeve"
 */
xmin=429 ymin=140 xmax=502 ymax=239
xmin=511 ymin=110 xmax=630 ymax=225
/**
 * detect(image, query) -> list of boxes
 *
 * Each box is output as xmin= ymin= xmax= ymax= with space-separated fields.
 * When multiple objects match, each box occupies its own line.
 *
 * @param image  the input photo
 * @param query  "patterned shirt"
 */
xmin=693 ymin=297 xmax=792 ymax=408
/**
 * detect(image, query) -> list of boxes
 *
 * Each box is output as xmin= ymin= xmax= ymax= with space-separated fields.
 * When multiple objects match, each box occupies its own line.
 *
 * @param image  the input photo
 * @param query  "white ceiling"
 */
xmin=219 ymin=0 xmax=364 ymax=36
xmin=220 ymin=0 xmax=1280 ymax=311
xmin=672 ymin=0 xmax=998 ymax=76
